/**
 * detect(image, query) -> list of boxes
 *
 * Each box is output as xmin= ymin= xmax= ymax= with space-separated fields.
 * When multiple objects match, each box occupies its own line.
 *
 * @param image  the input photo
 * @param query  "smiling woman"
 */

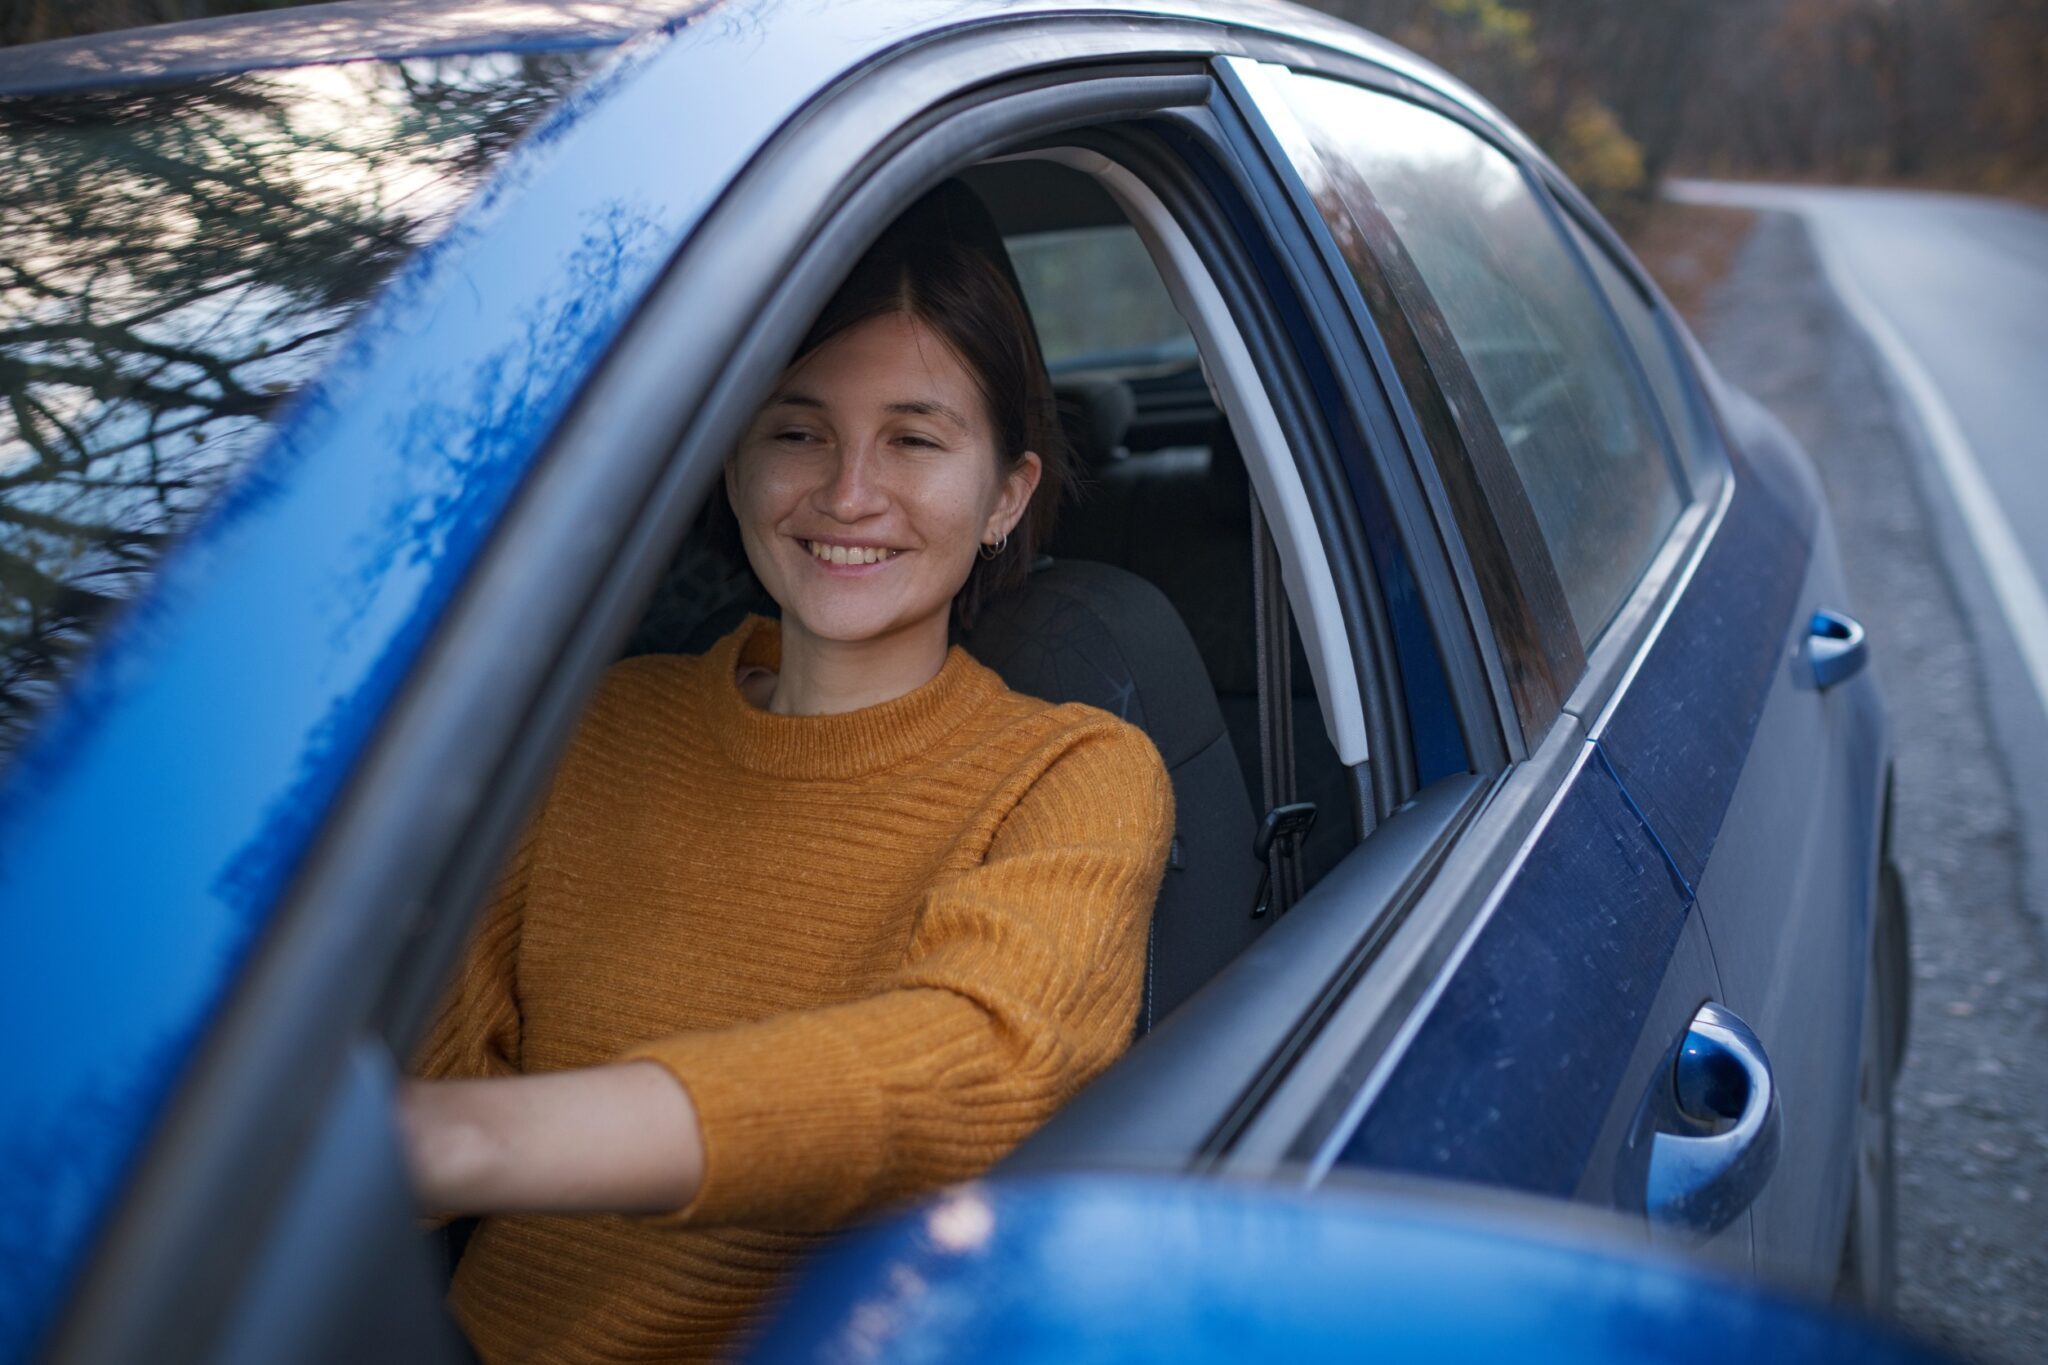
xmin=401 ymin=192 xmax=1171 ymax=1364
xmin=722 ymin=227 xmax=1055 ymax=713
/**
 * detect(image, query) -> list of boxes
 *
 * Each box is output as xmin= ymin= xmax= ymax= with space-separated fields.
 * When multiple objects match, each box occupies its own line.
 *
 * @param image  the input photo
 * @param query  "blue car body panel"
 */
xmin=746 ymin=1174 xmax=1946 ymax=1364
xmin=1588 ymin=429 xmax=1819 ymax=889
xmin=1334 ymin=743 xmax=1701 ymax=1195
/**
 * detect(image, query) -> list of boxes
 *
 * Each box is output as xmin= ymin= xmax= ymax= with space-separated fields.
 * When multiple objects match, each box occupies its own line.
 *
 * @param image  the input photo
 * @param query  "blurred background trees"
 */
xmin=1315 ymin=0 xmax=2048 ymax=216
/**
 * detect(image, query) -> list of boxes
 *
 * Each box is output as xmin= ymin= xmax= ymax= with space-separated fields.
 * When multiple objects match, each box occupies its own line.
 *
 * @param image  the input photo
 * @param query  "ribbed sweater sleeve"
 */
xmin=414 ymin=818 xmax=534 ymax=1082
xmin=622 ymin=720 xmax=1172 ymax=1232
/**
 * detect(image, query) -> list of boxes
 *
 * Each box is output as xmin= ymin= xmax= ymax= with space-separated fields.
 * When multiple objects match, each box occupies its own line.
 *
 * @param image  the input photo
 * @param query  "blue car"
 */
xmin=0 ymin=2 xmax=1905 ymax=1361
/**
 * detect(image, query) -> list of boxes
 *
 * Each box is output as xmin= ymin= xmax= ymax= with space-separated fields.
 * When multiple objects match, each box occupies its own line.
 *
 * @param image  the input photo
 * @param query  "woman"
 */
xmin=402 ymin=199 xmax=1175 ymax=1363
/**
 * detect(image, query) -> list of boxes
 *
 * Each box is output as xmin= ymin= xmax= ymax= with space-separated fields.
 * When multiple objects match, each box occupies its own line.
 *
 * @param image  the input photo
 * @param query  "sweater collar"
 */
xmin=704 ymin=615 xmax=1003 ymax=779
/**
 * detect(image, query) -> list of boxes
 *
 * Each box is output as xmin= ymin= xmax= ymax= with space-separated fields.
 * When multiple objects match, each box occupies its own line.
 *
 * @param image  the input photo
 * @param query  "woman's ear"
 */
xmin=987 ymin=450 xmax=1043 ymax=541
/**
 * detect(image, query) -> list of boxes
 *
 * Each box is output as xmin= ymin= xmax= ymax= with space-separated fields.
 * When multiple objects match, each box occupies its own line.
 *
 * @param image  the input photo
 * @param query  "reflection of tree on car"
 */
xmin=0 ymin=53 xmax=591 ymax=748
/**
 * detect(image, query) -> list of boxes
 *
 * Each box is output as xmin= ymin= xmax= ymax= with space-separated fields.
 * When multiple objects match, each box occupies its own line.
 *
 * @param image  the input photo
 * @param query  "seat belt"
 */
xmin=1250 ymin=485 xmax=1315 ymax=918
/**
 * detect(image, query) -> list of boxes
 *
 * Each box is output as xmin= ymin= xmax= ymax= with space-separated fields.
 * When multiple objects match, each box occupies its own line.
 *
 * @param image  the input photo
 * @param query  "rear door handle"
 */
xmin=1808 ymin=609 xmax=1867 ymax=689
xmin=1636 ymin=1003 xmax=1780 ymax=1240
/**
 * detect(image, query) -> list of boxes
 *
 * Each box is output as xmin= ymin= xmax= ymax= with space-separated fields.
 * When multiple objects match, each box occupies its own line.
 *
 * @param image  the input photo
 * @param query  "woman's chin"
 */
xmin=780 ymin=595 xmax=945 ymax=649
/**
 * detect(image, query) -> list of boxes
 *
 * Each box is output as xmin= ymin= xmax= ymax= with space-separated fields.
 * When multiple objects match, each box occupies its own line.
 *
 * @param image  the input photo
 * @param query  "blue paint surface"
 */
xmin=1337 ymin=744 xmax=1693 ymax=1194
xmin=751 ymin=1174 xmax=1952 ymax=1364
xmin=1588 ymin=421 xmax=1818 ymax=887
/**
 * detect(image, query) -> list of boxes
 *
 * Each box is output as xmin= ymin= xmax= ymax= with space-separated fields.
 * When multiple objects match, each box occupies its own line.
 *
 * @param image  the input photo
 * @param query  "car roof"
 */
xmin=0 ymin=0 xmax=1485 ymax=123
xmin=0 ymin=0 xmax=715 ymax=96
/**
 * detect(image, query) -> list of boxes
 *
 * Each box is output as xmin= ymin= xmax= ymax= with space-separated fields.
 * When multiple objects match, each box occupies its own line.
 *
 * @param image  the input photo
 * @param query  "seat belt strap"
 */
xmin=1250 ymin=485 xmax=1306 ymax=915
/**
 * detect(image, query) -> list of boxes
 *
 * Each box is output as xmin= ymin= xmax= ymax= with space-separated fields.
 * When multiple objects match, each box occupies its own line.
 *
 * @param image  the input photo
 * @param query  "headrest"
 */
xmin=1053 ymin=378 xmax=1135 ymax=466
xmin=961 ymin=559 xmax=1226 ymax=769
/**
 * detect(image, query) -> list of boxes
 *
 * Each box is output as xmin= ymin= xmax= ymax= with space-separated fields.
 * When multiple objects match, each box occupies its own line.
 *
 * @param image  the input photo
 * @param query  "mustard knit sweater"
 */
xmin=414 ymin=615 xmax=1173 ymax=1363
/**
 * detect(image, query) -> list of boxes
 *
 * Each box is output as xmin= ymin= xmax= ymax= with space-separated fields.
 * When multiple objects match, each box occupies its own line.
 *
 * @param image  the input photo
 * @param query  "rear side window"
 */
xmin=0 ymin=51 xmax=597 ymax=754
xmin=1269 ymin=75 xmax=1683 ymax=645
xmin=1559 ymin=213 xmax=1704 ymax=478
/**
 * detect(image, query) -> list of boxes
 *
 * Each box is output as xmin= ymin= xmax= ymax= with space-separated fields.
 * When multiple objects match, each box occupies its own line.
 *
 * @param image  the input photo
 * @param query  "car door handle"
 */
xmin=1644 ymin=1003 xmax=1780 ymax=1240
xmin=1808 ymin=609 xmax=1867 ymax=689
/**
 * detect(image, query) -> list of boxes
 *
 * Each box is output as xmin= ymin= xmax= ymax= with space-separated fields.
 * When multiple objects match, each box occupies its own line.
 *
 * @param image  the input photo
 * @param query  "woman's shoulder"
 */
xmin=965 ymin=666 xmax=1170 ymax=793
xmin=588 ymin=650 xmax=711 ymax=715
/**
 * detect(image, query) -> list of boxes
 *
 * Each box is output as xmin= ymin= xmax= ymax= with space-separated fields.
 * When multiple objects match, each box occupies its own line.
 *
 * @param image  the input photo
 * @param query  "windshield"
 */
xmin=0 ymin=50 xmax=600 ymax=756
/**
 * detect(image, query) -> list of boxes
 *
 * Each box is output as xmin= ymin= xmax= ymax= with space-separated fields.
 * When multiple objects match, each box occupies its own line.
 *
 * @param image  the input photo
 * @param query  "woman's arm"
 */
xmin=625 ymin=719 xmax=1173 ymax=1231
xmin=398 ymin=1061 xmax=704 ymax=1216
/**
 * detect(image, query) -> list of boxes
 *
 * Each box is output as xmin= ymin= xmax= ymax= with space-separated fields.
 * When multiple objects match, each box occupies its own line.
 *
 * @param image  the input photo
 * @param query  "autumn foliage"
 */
xmin=1314 ymin=0 xmax=2048 ymax=208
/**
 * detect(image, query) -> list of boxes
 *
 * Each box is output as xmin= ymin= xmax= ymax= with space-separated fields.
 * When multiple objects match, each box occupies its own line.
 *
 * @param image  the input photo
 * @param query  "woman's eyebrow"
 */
xmin=884 ymin=399 xmax=969 ymax=429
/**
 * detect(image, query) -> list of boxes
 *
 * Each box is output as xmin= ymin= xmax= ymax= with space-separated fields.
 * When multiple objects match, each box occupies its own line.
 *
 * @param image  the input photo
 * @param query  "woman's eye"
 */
xmin=896 ymin=434 xmax=940 ymax=450
xmin=775 ymin=430 xmax=818 ymax=444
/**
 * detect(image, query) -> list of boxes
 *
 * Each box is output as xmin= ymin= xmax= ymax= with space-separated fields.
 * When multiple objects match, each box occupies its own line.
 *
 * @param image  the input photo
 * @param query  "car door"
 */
xmin=1188 ymin=57 xmax=1769 ymax=1268
xmin=1553 ymin=207 xmax=1891 ymax=1289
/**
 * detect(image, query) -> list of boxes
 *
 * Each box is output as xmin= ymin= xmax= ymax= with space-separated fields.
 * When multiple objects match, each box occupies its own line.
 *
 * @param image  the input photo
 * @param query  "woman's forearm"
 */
xmin=398 ymin=1061 xmax=704 ymax=1217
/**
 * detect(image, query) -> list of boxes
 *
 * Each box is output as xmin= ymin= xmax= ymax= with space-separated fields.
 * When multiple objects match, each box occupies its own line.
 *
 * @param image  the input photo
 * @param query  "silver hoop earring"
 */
xmin=979 ymin=530 xmax=1008 ymax=562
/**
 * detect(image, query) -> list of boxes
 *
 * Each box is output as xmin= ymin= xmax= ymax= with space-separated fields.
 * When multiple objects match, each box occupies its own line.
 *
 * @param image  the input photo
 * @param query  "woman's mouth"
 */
xmin=800 ymin=539 xmax=901 ymax=567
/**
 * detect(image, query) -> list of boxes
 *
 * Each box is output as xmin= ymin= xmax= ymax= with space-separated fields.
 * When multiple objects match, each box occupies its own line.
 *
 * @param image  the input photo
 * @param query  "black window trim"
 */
xmin=1222 ymin=57 xmax=1584 ymax=752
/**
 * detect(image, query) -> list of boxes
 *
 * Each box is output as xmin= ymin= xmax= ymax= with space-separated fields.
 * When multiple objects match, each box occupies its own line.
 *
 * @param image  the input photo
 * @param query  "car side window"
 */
xmin=1267 ymin=74 xmax=1683 ymax=647
xmin=1557 ymin=212 xmax=1704 ymax=479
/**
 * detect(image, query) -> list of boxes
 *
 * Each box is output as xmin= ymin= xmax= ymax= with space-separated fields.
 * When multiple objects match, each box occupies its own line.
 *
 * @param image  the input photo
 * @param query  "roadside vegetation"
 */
xmin=1316 ymin=0 xmax=2048 ymax=213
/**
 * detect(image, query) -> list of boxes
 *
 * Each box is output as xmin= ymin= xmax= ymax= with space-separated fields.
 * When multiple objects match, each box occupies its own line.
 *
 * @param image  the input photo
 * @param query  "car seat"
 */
xmin=960 ymin=558 xmax=1263 ymax=1034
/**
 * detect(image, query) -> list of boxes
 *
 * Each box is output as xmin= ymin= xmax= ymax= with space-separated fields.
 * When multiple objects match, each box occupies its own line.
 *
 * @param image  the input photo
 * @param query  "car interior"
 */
xmin=617 ymin=156 xmax=1364 ymax=1037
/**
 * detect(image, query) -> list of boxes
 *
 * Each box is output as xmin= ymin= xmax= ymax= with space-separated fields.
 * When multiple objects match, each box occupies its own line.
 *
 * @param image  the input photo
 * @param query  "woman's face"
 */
xmin=726 ymin=310 xmax=1040 ymax=648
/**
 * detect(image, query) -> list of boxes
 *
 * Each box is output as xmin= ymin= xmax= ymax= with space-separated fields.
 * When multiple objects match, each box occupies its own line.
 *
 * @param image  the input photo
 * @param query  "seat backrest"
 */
xmin=960 ymin=558 xmax=1264 ymax=1036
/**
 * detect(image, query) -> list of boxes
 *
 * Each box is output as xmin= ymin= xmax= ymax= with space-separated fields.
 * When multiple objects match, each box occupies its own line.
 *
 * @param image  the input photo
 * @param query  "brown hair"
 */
xmin=741 ymin=212 xmax=1069 ymax=628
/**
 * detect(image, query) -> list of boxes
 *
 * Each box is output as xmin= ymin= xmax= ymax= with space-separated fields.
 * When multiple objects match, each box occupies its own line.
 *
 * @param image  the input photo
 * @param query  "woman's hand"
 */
xmin=398 ymin=1062 xmax=705 ymax=1217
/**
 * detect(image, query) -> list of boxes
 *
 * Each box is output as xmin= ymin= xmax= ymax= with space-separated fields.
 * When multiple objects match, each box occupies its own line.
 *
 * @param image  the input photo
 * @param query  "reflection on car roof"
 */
xmin=0 ymin=0 xmax=715 ymax=96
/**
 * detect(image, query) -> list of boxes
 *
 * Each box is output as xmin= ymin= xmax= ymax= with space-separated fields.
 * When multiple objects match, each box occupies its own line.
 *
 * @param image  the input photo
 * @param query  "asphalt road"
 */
xmin=1673 ymin=181 xmax=2048 ymax=927
xmin=1680 ymin=196 xmax=2048 ymax=1363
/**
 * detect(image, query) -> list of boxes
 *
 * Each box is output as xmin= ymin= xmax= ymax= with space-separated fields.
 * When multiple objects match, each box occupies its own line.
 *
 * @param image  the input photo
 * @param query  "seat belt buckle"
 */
xmin=1251 ymin=801 xmax=1318 ymax=918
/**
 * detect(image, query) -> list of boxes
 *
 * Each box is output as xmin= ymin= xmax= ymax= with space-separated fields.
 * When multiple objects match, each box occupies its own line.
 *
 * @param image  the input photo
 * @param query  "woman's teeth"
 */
xmin=806 ymin=540 xmax=897 ymax=566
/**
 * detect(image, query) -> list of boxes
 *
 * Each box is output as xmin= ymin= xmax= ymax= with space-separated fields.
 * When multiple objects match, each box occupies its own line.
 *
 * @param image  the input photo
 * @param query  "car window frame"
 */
xmin=1220 ymin=57 xmax=1583 ymax=756
xmin=1193 ymin=53 xmax=1728 ymax=1177
xmin=39 ymin=39 xmax=1241 ymax=1365
xmin=1529 ymin=175 xmax=1737 ymax=729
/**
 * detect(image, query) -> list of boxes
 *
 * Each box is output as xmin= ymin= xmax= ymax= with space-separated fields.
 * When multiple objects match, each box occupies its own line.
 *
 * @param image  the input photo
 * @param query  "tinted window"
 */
xmin=1272 ymin=75 xmax=1682 ymax=644
xmin=1560 ymin=213 xmax=1703 ymax=477
xmin=0 ymin=52 xmax=597 ymax=755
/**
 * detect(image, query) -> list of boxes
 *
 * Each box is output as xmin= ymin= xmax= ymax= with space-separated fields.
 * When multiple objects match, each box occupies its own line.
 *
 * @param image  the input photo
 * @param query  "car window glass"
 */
xmin=1008 ymin=224 xmax=1197 ymax=372
xmin=0 ymin=51 xmax=598 ymax=757
xmin=1270 ymin=74 xmax=1682 ymax=645
xmin=1559 ymin=213 xmax=1703 ymax=477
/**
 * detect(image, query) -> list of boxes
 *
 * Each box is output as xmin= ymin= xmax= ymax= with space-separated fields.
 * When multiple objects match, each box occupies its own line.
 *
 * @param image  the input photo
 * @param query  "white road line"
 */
xmin=1798 ymin=218 xmax=2048 ymax=726
xmin=1674 ymin=179 xmax=2048 ymax=724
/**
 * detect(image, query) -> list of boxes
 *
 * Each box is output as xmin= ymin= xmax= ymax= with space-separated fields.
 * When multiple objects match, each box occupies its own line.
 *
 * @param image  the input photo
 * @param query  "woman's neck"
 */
xmin=750 ymin=614 xmax=951 ymax=716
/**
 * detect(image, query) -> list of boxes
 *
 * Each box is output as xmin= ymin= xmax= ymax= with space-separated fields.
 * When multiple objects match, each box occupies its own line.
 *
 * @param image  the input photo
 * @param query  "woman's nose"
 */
xmin=815 ymin=439 xmax=889 ymax=522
